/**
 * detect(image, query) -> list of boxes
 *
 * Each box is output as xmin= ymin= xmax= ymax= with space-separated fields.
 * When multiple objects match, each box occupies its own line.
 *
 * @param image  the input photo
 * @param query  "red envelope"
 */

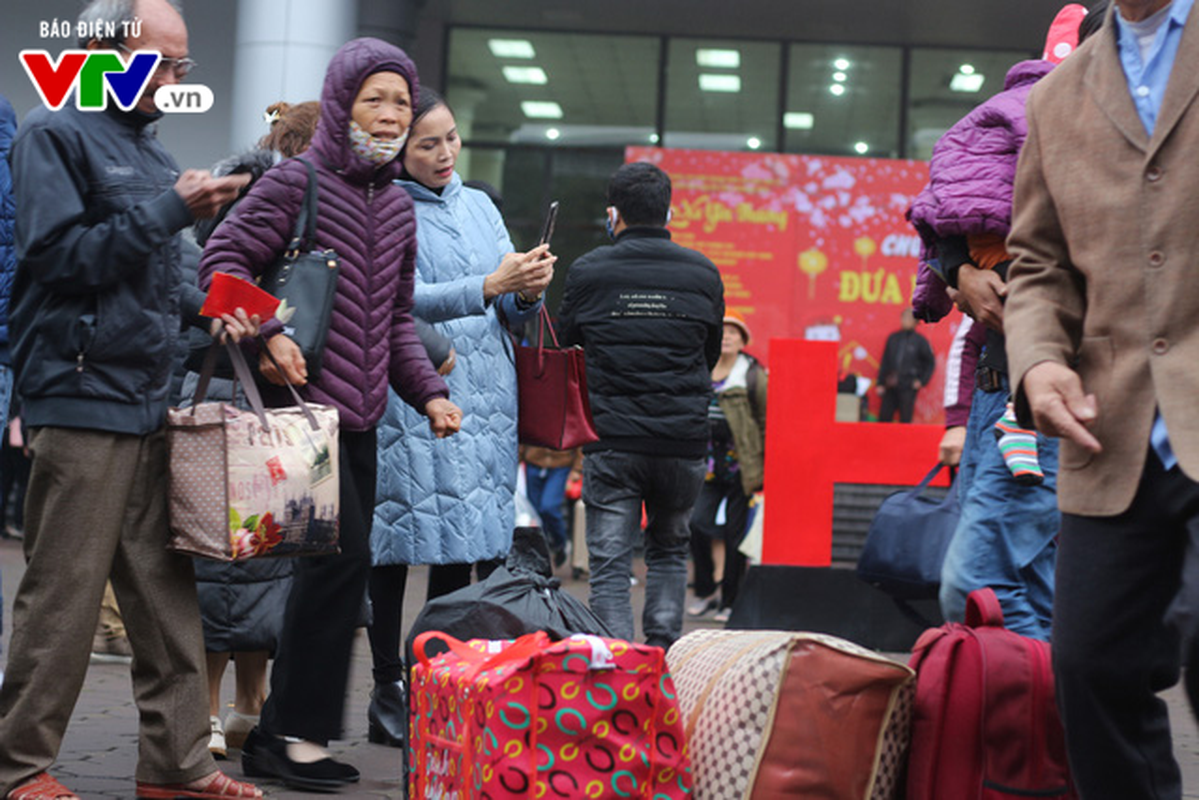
xmin=200 ymin=272 xmax=280 ymax=320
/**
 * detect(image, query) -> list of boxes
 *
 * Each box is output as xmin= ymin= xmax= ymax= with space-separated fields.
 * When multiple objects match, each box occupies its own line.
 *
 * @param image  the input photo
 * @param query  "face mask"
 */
xmin=349 ymin=120 xmax=408 ymax=165
xmin=606 ymin=208 xmax=618 ymax=240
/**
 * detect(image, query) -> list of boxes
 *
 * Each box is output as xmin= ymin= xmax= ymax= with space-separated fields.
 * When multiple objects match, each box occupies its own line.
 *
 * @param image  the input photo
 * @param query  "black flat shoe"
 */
xmin=367 ymin=679 xmax=407 ymax=748
xmin=241 ymin=727 xmax=359 ymax=792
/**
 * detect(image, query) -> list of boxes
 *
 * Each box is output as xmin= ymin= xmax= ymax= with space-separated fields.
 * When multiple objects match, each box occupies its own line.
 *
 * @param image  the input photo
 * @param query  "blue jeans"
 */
xmin=940 ymin=382 xmax=1060 ymax=640
xmin=525 ymin=465 xmax=570 ymax=550
xmin=583 ymin=451 xmax=705 ymax=649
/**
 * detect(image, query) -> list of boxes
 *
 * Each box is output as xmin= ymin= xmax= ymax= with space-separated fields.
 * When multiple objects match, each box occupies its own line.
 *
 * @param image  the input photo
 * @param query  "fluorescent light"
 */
xmin=829 ymin=83 xmax=846 ymax=97
xmin=488 ymin=39 xmax=535 ymax=59
xmin=959 ymin=63 xmax=976 ymax=75
xmin=784 ymin=112 xmax=815 ymax=130
xmin=545 ymin=128 xmax=561 ymax=141
xmin=521 ymin=101 xmax=563 ymax=119
xmin=696 ymin=48 xmax=740 ymax=68
xmin=699 ymin=74 xmax=741 ymax=92
xmin=833 ymin=57 xmax=851 ymax=70
xmin=832 ymin=71 xmax=847 ymax=82
xmin=854 ymin=141 xmax=869 ymax=154
xmin=503 ymin=66 xmax=547 ymax=85
xmin=950 ymin=73 xmax=985 ymax=92
xmin=747 ymin=136 xmax=762 ymax=150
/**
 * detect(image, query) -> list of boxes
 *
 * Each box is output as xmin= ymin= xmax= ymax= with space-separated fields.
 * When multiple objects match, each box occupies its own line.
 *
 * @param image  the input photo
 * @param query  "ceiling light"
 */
xmin=747 ymin=136 xmax=762 ymax=150
xmin=854 ymin=141 xmax=869 ymax=154
xmin=545 ymin=128 xmax=561 ymax=141
xmin=833 ymin=58 xmax=851 ymax=70
xmin=699 ymin=74 xmax=741 ymax=92
xmin=521 ymin=101 xmax=563 ymax=119
xmin=833 ymin=71 xmax=847 ymax=82
xmin=829 ymin=83 xmax=846 ymax=97
xmin=950 ymin=73 xmax=986 ymax=92
xmin=696 ymin=48 xmax=741 ymax=68
xmin=959 ymin=63 xmax=976 ymax=75
xmin=784 ymin=112 xmax=815 ymax=130
xmin=488 ymin=39 xmax=536 ymax=59
xmin=503 ymin=66 xmax=547 ymax=85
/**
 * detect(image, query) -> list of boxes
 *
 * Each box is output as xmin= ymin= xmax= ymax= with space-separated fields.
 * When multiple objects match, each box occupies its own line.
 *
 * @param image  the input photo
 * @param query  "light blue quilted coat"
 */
xmin=372 ymin=173 xmax=540 ymax=565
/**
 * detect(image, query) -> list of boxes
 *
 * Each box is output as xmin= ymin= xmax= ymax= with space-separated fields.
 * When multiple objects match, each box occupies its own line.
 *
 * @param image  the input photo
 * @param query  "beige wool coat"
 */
xmin=1005 ymin=2 xmax=1199 ymax=516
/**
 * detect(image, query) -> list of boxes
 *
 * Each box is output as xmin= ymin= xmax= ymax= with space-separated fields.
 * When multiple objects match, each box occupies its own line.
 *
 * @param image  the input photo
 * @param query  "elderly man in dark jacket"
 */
xmin=0 ymin=1 xmax=260 ymax=798
xmin=558 ymin=162 xmax=724 ymax=649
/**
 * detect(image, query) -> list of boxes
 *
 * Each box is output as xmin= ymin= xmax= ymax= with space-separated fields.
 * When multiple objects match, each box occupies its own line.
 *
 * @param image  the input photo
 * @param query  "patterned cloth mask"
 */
xmin=349 ymin=120 xmax=407 ymax=165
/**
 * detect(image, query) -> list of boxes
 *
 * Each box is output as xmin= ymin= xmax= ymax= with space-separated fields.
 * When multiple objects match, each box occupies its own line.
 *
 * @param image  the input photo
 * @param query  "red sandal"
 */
xmin=136 ymin=771 xmax=261 ymax=799
xmin=7 ymin=773 xmax=79 ymax=800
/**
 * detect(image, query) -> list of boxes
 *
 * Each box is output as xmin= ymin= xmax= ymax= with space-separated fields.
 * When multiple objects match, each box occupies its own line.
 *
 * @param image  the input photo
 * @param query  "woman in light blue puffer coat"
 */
xmin=367 ymin=89 xmax=555 ymax=746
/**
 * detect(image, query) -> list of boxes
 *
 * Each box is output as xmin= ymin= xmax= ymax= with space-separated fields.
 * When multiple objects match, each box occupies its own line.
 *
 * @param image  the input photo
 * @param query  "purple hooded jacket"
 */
xmin=199 ymin=38 xmax=448 ymax=431
xmin=908 ymin=59 xmax=1054 ymax=321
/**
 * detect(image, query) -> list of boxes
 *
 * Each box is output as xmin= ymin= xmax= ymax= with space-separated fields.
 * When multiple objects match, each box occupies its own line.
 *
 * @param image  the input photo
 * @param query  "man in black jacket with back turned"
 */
xmin=558 ymin=162 xmax=724 ymax=649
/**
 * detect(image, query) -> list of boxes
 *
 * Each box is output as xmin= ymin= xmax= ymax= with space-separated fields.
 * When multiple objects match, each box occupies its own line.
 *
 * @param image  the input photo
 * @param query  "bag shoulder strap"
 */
xmin=286 ymin=158 xmax=319 ymax=251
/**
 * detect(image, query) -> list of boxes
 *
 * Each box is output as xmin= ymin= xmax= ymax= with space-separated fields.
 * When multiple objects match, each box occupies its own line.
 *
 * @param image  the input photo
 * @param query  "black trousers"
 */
xmin=260 ymin=428 xmax=377 ymax=744
xmin=366 ymin=558 xmax=501 ymax=685
xmin=1053 ymin=453 xmax=1199 ymax=800
xmin=879 ymin=386 xmax=918 ymax=423
xmin=689 ymin=482 xmax=750 ymax=608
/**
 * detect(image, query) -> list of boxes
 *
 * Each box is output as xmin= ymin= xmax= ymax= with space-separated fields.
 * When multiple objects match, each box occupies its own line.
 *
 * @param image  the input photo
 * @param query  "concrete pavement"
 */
xmin=2 ymin=535 xmax=1199 ymax=798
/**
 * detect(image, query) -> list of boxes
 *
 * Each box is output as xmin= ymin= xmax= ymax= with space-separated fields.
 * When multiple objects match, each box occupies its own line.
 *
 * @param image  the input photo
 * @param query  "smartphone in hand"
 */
xmin=538 ymin=200 xmax=560 ymax=247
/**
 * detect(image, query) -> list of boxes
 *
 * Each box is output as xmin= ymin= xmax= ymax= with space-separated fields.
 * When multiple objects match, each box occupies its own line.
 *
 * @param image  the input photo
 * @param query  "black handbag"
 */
xmin=856 ymin=463 xmax=959 ymax=601
xmin=258 ymin=159 xmax=340 ymax=380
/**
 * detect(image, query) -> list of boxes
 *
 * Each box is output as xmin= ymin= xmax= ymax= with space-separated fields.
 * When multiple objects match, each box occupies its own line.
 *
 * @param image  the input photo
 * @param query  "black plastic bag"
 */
xmin=405 ymin=527 xmax=612 ymax=664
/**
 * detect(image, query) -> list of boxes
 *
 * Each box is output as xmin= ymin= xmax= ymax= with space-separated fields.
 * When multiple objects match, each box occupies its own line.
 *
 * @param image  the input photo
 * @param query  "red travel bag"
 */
xmin=906 ymin=588 xmax=1078 ymax=799
xmin=409 ymin=630 xmax=692 ymax=799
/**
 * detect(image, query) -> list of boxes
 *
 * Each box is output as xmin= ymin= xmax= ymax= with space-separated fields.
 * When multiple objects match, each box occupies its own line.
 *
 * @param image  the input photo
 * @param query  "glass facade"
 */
xmin=444 ymin=27 xmax=1034 ymax=293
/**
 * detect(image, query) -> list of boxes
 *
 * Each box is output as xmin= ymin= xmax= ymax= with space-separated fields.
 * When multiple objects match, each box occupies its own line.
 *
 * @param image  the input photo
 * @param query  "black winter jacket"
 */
xmin=558 ymin=227 xmax=724 ymax=457
xmin=9 ymin=103 xmax=203 ymax=434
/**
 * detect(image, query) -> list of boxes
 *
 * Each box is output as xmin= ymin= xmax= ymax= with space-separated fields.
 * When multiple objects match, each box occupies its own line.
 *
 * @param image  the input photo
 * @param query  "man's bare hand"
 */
xmin=426 ymin=397 xmax=463 ymax=438
xmin=259 ymin=334 xmax=307 ymax=387
xmin=1022 ymin=361 xmax=1101 ymax=453
xmin=957 ymin=265 xmax=1006 ymax=332
xmin=208 ymin=307 xmax=260 ymax=343
xmin=175 ymin=170 xmax=250 ymax=220
xmin=939 ymin=425 xmax=966 ymax=466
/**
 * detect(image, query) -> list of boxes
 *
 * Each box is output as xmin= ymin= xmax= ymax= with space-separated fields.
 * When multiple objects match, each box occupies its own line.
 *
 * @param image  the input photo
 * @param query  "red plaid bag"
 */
xmin=410 ymin=631 xmax=692 ymax=799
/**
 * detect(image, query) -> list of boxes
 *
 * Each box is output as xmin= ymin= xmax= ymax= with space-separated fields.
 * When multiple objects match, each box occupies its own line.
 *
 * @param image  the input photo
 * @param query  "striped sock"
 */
xmin=994 ymin=406 xmax=1044 ymax=486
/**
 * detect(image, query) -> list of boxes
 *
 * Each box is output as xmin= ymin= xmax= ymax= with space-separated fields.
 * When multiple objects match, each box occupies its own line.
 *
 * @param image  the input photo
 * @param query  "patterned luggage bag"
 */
xmin=666 ymin=629 xmax=915 ymax=800
xmin=409 ymin=630 xmax=692 ymax=799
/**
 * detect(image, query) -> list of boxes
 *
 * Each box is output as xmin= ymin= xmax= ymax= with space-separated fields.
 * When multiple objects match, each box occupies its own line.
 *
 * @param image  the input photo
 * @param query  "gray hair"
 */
xmin=76 ymin=0 xmax=184 ymax=48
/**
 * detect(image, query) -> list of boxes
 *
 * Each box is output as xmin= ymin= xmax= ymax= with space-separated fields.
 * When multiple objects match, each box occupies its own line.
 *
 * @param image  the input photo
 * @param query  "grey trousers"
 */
xmin=0 ymin=427 xmax=215 ymax=793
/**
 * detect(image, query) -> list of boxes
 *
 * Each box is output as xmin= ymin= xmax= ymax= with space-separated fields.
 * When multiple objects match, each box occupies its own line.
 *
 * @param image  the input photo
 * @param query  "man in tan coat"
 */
xmin=1005 ymin=0 xmax=1199 ymax=796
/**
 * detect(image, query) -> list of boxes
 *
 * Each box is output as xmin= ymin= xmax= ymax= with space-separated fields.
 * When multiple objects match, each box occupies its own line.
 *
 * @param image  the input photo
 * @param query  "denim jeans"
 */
xmin=940 ymin=381 xmax=1060 ymax=640
xmin=525 ymin=465 xmax=570 ymax=550
xmin=583 ymin=450 xmax=705 ymax=649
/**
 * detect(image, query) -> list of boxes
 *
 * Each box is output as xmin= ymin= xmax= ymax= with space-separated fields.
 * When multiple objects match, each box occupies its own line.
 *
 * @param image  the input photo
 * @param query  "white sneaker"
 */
xmin=687 ymin=595 xmax=719 ymax=618
xmin=208 ymin=715 xmax=227 ymax=759
xmin=223 ymin=710 xmax=258 ymax=750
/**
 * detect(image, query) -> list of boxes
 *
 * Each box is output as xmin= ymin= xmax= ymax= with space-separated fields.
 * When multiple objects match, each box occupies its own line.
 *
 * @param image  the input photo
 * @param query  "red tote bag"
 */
xmin=513 ymin=305 xmax=600 ymax=450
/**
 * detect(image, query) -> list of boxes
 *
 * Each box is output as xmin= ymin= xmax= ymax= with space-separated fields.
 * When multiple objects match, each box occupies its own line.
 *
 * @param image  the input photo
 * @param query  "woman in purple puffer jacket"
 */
xmin=198 ymin=38 xmax=462 ymax=790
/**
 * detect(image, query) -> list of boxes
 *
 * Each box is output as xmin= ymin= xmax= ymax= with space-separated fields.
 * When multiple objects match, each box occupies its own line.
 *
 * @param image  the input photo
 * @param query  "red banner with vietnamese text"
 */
xmin=626 ymin=147 xmax=958 ymax=424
